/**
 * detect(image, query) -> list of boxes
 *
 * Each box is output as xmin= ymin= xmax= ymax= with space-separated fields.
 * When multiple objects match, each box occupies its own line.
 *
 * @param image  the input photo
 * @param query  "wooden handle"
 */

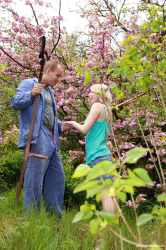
xmin=29 ymin=152 xmax=49 ymax=160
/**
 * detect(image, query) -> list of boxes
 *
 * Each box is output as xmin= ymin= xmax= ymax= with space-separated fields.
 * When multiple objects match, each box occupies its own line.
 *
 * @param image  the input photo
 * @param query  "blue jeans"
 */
xmin=88 ymin=155 xmax=113 ymax=181
xmin=23 ymin=125 xmax=65 ymax=219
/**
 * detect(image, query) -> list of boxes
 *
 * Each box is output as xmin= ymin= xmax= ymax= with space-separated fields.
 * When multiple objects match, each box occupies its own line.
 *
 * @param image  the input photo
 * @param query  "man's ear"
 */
xmin=46 ymin=69 xmax=51 ymax=75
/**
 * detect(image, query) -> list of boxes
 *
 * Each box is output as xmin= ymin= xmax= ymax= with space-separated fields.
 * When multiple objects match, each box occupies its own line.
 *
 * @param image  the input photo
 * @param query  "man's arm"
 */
xmin=11 ymin=80 xmax=44 ymax=111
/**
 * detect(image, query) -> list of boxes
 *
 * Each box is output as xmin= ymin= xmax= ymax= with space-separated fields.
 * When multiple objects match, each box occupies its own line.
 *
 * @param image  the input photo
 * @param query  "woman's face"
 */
xmin=88 ymin=91 xmax=99 ymax=105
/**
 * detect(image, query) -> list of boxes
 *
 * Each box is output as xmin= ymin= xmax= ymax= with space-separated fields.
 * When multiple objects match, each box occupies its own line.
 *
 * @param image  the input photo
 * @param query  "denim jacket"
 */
xmin=11 ymin=78 xmax=63 ymax=150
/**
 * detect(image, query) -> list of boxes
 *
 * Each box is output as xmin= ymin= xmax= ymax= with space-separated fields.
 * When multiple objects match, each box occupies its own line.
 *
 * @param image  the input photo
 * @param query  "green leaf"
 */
xmin=82 ymin=211 xmax=93 ymax=220
xmin=90 ymin=218 xmax=101 ymax=234
xmin=86 ymin=183 xmax=108 ymax=198
xmin=73 ymin=181 xmax=98 ymax=193
xmin=151 ymin=205 xmax=158 ymax=215
xmin=77 ymin=70 xmax=82 ymax=75
xmin=137 ymin=213 xmax=154 ymax=226
xmin=96 ymin=193 xmax=105 ymax=202
xmin=117 ymin=185 xmax=134 ymax=194
xmin=106 ymin=68 xmax=114 ymax=75
xmin=120 ymin=70 xmax=131 ymax=78
xmin=83 ymin=72 xmax=92 ymax=86
xmin=123 ymin=36 xmax=133 ymax=44
xmin=112 ymin=86 xmax=118 ymax=94
xmin=97 ymin=211 xmax=118 ymax=224
xmin=133 ymin=168 xmax=154 ymax=186
xmin=157 ymin=16 xmax=163 ymax=25
xmin=75 ymin=65 xmax=80 ymax=70
xmin=117 ymin=192 xmax=127 ymax=203
xmin=112 ymin=69 xmax=121 ymax=77
xmin=126 ymin=170 xmax=146 ymax=187
xmin=144 ymin=44 xmax=151 ymax=53
xmin=150 ymin=243 xmax=163 ymax=250
xmin=141 ymin=22 xmax=149 ymax=31
xmin=130 ymin=55 xmax=140 ymax=63
xmin=141 ymin=84 xmax=148 ymax=93
xmin=125 ymin=148 xmax=148 ymax=164
xmin=135 ymin=64 xmax=144 ymax=72
xmin=72 ymin=164 xmax=91 ymax=178
xmin=108 ymin=83 xmax=116 ymax=89
xmin=86 ymin=161 xmax=116 ymax=181
xmin=85 ymin=72 xmax=91 ymax=78
xmin=158 ymin=207 xmax=166 ymax=215
xmin=124 ymin=45 xmax=137 ymax=56
xmin=142 ymin=96 xmax=149 ymax=106
xmin=144 ymin=61 xmax=152 ymax=69
xmin=117 ymin=91 xmax=124 ymax=99
xmin=83 ymin=78 xmax=92 ymax=86
xmin=82 ymin=59 xmax=86 ymax=66
xmin=157 ymin=193 xmax=166 ymax=202
xmin=72 ymin=209 xmax=85 ymax=223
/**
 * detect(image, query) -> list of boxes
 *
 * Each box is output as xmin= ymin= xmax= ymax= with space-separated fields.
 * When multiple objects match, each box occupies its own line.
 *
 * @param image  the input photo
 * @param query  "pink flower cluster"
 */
xmin=67 ymin=150 xmax=85 ymax=164
xmin=126 ymin=194 xmax=146 ymax=209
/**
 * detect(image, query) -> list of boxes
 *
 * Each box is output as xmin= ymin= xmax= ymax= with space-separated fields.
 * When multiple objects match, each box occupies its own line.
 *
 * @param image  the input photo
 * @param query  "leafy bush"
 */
xmin=0 ymin=150 xmax=23 ymax=191
xmin=0 ymin=149 xmax=87 ymax=207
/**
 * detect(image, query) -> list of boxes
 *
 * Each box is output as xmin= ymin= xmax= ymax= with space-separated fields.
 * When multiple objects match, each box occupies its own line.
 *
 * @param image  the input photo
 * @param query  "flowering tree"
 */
xmin=70 ymin=2 xmax=166 ymax=248
xmin=0 ymin=0 xmax=166 ymax=247
xmin=0 ymin=0 xmax=166 ymax=203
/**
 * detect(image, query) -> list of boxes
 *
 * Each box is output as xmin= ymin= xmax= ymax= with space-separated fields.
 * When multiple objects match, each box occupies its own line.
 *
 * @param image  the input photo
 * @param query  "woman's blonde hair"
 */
xmin=90 ymin=83 xmax=112 ymax=128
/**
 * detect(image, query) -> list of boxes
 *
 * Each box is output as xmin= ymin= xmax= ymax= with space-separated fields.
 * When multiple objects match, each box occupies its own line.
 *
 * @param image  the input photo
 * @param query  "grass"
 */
xmin=0 ymin=187 xmax=165 ymax=250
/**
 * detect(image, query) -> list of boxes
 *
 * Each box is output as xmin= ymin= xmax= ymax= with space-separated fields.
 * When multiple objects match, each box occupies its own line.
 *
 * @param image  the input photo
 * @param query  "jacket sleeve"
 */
xmin=10 ymin=79 xmax=35 ymax=111
xmin=57 ymin=120 xmax=64 ymax=134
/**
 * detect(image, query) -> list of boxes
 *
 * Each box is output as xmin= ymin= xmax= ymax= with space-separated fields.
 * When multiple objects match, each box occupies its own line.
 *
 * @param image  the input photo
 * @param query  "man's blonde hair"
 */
xmin=43 ymin=60 xmax=64 ymax=73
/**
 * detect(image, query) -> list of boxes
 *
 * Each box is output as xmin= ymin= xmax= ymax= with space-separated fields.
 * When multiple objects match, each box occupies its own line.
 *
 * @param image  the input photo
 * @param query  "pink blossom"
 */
xmin=112 ymin=176 xmax=117 ymax=181
xmin=146 ymin=164 xmax=154 ymax=170
xmin=65 ymin=87 xmax=74 ymax=93
xmin=158 ymin=122 xmax=166 ymax=126
xmin=106 ymin=141 xmax=112 ymax=147
xmin=126 ymin=200 xmax=139 ymax=209
xmin=147 ymin=185 xmax=154 ymax=189
xmin=57 ymin=15 xmax=64 ymax=21
xmin=148 ymin=157 xmax=157 ymax=162
xmin=129 ymin=122 xmax=137 ymax=128
xmin=156 ymin=148 xmax=165 ymax=157
xmin=79 ymin=140 xmax=85 ymax=145
xmin=156 ymin=184 xmax=162 ymax=189
xmin=59 ymin=136 xmax=67 ymax=141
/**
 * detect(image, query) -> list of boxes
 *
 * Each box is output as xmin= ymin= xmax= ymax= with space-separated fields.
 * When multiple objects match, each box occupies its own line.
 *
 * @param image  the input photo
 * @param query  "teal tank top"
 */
xmin=85 ymin=105 xmax=111 ymax=164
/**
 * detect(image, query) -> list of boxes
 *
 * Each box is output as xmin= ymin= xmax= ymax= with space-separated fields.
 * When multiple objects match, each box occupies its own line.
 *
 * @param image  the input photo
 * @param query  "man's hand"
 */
xmin=31 ymin=83 xmax=45 ymax=98
xmin=61 ymin=122 xmax=73 ymax=132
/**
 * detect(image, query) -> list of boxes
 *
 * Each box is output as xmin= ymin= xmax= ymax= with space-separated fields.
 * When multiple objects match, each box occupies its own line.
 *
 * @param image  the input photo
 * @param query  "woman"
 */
xmin=64 ymin=83 xmax=114 ymax=213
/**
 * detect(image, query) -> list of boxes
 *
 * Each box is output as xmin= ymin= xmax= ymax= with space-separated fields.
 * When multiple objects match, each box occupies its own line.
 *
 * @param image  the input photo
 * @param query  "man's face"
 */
xmin=45 ymin=64 xmax=63 ymax=87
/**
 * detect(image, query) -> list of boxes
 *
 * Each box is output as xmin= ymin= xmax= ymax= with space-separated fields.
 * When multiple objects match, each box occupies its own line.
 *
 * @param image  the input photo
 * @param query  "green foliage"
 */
xmin=0 ymin=150 xmax=23 ymax=190
xmin=0 ymin=128 xmax=19 ymax=155
xmin=0 ymin=187 xmax=164 ymax=250
xmin=72 ymin=146 xmax=166 ymax=246
xmin=0 ymin=74 xmax=18 ymax=134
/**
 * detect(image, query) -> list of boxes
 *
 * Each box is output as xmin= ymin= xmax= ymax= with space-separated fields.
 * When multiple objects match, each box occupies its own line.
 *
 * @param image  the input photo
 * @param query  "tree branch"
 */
xmin=30 ymin=3 xmax=39 ymax=26
xmin=51 ymin=0 xmax=61 ymax=54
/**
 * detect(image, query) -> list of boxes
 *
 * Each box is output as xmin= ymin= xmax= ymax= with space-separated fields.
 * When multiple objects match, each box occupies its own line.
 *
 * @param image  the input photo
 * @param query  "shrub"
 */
xmin=0 ymin=150 xmax=23 ymax=191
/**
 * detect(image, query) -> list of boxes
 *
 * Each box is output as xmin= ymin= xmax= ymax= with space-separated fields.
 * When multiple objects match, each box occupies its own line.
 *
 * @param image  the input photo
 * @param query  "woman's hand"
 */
xmin=61 ymin=122 xmax=73 ymax=132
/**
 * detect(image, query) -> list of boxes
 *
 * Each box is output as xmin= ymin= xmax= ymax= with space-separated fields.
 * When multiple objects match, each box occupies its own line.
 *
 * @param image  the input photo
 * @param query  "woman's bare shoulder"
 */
xmin=91 ymin=102 xmax=104 ymax=109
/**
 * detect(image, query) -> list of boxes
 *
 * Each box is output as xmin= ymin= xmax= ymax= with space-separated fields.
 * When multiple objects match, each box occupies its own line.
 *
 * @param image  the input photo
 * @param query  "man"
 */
xmin=11 ymin=60 xmax=70 ymax=218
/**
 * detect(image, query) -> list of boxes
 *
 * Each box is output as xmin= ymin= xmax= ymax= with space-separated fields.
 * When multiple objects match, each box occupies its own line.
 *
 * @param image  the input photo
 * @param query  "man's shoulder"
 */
xmin=21 ymin=78 xmax=38 ymax=84
xmin=18 ymin=78 xmax=38 ymax=88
